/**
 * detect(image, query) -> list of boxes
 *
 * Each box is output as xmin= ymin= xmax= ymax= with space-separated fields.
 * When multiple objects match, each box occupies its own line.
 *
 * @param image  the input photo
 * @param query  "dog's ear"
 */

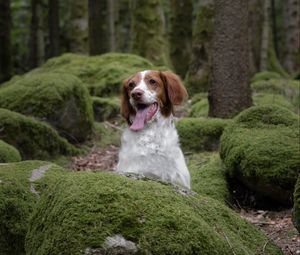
xmin=160 ymin=71 xmax=188 ymax=105
xmin=121 ymin=79 xmax=135 ymax=124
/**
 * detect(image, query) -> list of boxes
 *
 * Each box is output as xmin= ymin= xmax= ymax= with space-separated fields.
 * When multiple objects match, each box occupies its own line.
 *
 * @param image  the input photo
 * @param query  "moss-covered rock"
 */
xmin=177 ymin=118 xmax=232 ymax=152
xmin=30 ymin=53 xmax=155 ymax=97
xmin=0 ymin=140 xmax=21 ymax=163
xmin=220 ymin=105 xmax=300 ymax=205
xmin=189 ymin=153 xmax=230 ymax=204
xmin=25 ymin=171 xmax=282 ymax=255
xmin=0 ymin=73 xmax=93 ymax=143
xmin=293 ymin=176 xmax=300 ymax=233
xmin=92 ymin=97 xmax=120 ymax=121
xmin=0 ymin=161 xmax=65 ymax=255
xmin=93 ymin=122 xmax=121 ymax=148
xmin=0 ymin=108 xmax=78 ymax=159
xmin=253 ymin=93 xmax=296 ymax=111
xmin=189 ymin=98 xmax=209 ymax=117
xmin=251 ymin=71 xmax=282 ymax=83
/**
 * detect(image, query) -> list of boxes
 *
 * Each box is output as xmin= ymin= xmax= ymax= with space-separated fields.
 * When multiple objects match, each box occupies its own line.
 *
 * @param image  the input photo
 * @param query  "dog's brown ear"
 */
xmin=121 ymin=79 xmax=135 ymax=124
xmin=160 ymin=71 xmax=188 ymax=105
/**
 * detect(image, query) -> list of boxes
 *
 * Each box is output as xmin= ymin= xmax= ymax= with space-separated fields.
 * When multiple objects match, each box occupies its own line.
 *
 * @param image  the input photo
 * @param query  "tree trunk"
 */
xmin=70 ymin=0 xmax=88 ymax=53
xmin=283 ymin=0 xmax=300 ymax=74
xmin=108 ymin=0 xmax=116 ymax=51
xmin=48 ymin=0 xmax=60 ymax=58
xmin=0 ymin=0 xmax=12 ymax=83
xmin=28 ymin=0 xmax=45 ymax=68
xmin=208 ymin=0 xmax=252 ymax=118
xmin=130 ymin=0 xmax=169 ymax=66
xmin=259 ymin=0 xmax=270 ymax=71
xmin=169 ymin=0 xmax=192 ymax=78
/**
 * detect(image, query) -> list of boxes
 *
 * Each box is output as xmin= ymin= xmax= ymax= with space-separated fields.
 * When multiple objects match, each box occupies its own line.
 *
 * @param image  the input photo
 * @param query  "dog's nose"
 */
xmin=131 ymin=89 xmax=144 ymax=100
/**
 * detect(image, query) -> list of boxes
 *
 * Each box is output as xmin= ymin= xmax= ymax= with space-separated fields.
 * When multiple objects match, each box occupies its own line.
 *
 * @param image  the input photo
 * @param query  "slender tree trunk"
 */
xmin=259 ymin=0 xmax=270 ymax=71
xmin=0 ymin=0 xmax=12 ymax=83
xmin=108 ymin=0 xmax=116 ymax=51
xmin=28 ymin=0 xmax=45 ymax=68
xmin=270 ymin=0 xmax=278 ymax=57
xmin=283 ymin=0 xmax=300 ymax=74
xmin=48 ymin=0 xmax=60 ymax=57
xmin=88 ymin=0 xmax=108 ymax=55
xmin=208 ymin=0 xmax=252 ymax=118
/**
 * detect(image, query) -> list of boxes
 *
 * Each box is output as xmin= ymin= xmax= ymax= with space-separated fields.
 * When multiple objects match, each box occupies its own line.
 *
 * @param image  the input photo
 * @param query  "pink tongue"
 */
xmin=130 ymin=106 xmax=150 ymax=131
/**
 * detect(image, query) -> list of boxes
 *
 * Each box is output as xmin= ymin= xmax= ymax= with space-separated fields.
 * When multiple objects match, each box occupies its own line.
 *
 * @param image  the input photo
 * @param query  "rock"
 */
xmin=0 ymin=73 xmax=93 ymax=143
xmin=177 ymin=117 xmax=231 ymax=152
xmin=25 ymin=171 xmax=282 ymax=255
xmin=293 ymin=176 xmax=300 ymax=233
xmin=92 ymin=97 xmax=120 ymax=122
xmin=0 ymin=108 xmax=78 ymax=159
xmin=0 ymin=161 xmax=65 ymax=255
xmin=220 ymin=105 xmax=300 ymax=205
xmin=0 ymin=140 xmax=21 ymax=163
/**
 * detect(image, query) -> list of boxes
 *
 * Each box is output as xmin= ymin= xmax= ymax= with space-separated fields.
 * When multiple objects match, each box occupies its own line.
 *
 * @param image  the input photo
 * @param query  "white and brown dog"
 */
xmin=117 ymin=70 xmax=191 ymax=189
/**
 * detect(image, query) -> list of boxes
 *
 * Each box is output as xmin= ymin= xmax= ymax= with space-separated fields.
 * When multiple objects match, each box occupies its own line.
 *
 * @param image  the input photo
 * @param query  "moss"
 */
xmin=0 ymin=161 xmax=65 ymax=255
xmin=189 ymin=98 xmax=209 ymax=117
xmin=30 ymin=53 xmax=155 ymax=97
xmin=25 ymin=171 xmax=282 ymax=255
xmin=189 ymin=153 xmax=230 ymax=204
xmin=190 ymin=92 xmax=208 ymax=105
xmin=253 ymin=93 xmax=296 ymax=111
xmin=220 ymin=105 xmax=300 ymax=205
xmin=293 ymin=176 xmax=300 ymax=233
xmin=0 ymin=108 xmax=79 ymax=160
xmin=251 ymin=71 xmax=282 ymax=83
xmin=92 ymin=97 xmax=120 ymax=122
xmin=0 ymin=140 xmax=21 ymax=163
xmin=93 ymin=122 xmax=121 ymax=148
xmin=0 ymin=73 xmax=94 ymax=143
xmin=177 ymin=118 xmax=232 ymax=152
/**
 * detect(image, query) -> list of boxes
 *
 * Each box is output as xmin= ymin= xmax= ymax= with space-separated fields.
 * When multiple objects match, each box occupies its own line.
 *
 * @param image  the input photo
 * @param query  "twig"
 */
xmin=104 ymin=121 xmax=124 ymax=132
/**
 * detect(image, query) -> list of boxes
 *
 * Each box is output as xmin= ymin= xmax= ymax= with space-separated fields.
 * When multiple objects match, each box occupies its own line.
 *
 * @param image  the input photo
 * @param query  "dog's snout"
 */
xmin=131 ymin=89 xmax=144 ymax=100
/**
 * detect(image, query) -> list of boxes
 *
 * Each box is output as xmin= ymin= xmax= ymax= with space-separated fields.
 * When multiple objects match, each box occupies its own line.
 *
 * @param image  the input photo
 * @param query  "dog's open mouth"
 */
xmin=130 ymin=103 xmax=158 ymax=131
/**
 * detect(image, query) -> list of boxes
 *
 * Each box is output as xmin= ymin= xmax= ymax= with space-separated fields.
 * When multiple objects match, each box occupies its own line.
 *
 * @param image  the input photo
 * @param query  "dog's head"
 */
xmin=121 ymin=70 xmax=187 ymax=131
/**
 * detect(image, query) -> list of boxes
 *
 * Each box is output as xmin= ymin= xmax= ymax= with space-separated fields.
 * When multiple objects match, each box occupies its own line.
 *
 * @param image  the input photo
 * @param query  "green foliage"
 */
xmin=220 ymin=105 xmax=300 ymax=205
xmin=0 ymin=140 xmax=21 ymax=163
xmin=92 ymin=97 xmax=120 ymax=122
xmin=0 ymin=108 xmax=78 ymax=159
xmin=253 ymin=93 xmax=295 ymax=111
xmin=293 ymin=176 xmax=300 ymax=233
xmin=0 ymin=161 xmax=65 ymax=255
xmin=189 ymin=98 xmax=209 ymax=117
xmin=25 ymin=171 xmax=281 ymax=255
xmin=189 ymin=153 xmax=230 ymax=204
xmin=177 ymin=118 xmax=232 ymax=152
xmin=251 ymin=71 xmax=282 ymax=82
xmin=0 ymin=73 xmax=94 ymax=143
xmin=93 ymin=122 xmax=121 ymax=148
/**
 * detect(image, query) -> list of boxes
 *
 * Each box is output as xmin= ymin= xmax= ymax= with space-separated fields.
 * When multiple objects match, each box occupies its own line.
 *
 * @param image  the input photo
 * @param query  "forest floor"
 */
xmin=71 ymin=144 xmax=300 ymax=255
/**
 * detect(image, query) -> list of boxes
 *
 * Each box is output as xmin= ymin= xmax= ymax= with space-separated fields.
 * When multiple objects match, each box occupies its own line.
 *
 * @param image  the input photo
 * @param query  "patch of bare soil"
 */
xmin=240 ymin=209 xmax=300 ymax=255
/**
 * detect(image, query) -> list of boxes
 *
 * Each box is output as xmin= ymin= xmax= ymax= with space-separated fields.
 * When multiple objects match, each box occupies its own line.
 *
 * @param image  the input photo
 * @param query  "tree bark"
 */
xmin=108 ymin=0 xmax=116 ymax=51
xmin=0 ymin=0 xmax=12 ymax=83
xmin=208 ymin=0 xmax=252 ymax=118
xmin=48 ymin=0 xmax=60 ymax=57
xmin=283 ymin=0 xmax=300 ymax=74
xmin=259 ymin=0 xmax=270 ymax=71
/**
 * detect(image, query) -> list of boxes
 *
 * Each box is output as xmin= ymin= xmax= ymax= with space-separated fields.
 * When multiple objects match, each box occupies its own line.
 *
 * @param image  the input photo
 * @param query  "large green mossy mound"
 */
xmin=177 ymin=118 xmax=231 ymax=152
xmin=251 ymin=71 xmax=282 ymax=83
xmin=220 ymin=105 xmax=300 ymax=205
xmin=253 ymin=93 xmax=296 ymax=112
xmin=0 ymin=161 xmax=65 ymax=255
xmin=92 ymin=97 xmax=120 ymax=121
xmin=189 ymin=153 xmax=230 ymax=204
xmin=0 ymin=108 xmax=78 ymax=159
xmin=30 ymin=53 xmax=155 ymax=97
xmin=0 ymin=73 xmax=93 ymax=143
xmin=0 ymin=140 xmax=21 ymax=163
xmin=25 ymin=171 xmax=282 ymax=255
xmin=293 ymin=176 xmax=300 ymax=233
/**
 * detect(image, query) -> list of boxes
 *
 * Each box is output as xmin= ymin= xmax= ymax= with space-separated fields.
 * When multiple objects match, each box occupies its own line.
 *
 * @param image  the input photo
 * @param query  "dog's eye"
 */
xmin=149 ymin=79 xmax=156 ymax=85
xmin=128 ymin=82 xmax=135 ymax=89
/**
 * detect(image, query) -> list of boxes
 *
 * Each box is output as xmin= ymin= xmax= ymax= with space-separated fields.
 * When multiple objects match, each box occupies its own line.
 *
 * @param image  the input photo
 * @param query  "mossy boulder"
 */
xmin=0 ymin=108 xmax=78 ymax=159
xmin=189 ymin=98 xmax=209 ymax=117
xmin=25 ymin=171 xmax=282 ymax=254
xmin=220 ymin=105 xmax=300 ymax=205
xmin=92 ymin=97 xmax=120 ymax=121
xmin=0 ymin=161 xmax=65 ymax=255
xmin=251 ymin=71 xmax=282 ymax=83
xmin=189 ymin=153 xmax=230 ymax=204
xmin=0 ymin=73 xmax=93 ymax=143
xmin=177 ymin=118 xmax=232 ymax=152
xmin=30 ymin=53 xmax=155 ymax=97
xmin=0 ymin=140 xmax=21 ymax=163
xmin=253 ymin=93 xmax=295 ymax=112
xmin=293 ymin=176 xmax=300 ymax=233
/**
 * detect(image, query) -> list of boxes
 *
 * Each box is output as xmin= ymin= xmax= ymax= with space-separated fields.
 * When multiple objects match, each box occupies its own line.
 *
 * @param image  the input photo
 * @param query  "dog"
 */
xmin=116 ymin=70 xmax=191 ymax=189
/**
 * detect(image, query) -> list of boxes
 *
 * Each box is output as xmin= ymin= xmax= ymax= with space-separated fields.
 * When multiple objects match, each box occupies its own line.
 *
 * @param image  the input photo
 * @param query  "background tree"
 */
xmin=130 ymin=0 xmax=169 ymax=66
xmin=208 ymin=0 xmax=252 ymax=118
xmin=48 ymin=0 xmax=59 ymax=58
xmin=0 ymin=0 xmax=12 ymax=83
xmin=108 ymin=0 xmax=116 ymax=51
xmin=69 ymin=0 xmax=88 ymax=53
xmin=169 ymin=0 xmax=192 ymax=78
xmin=88 ymin=0 xmax=108 ymax=55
